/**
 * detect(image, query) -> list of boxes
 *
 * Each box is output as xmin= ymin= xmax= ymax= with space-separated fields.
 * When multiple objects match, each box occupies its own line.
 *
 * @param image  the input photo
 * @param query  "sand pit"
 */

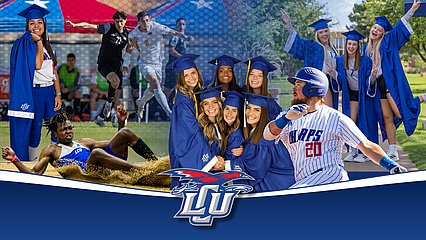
xmin=0 ymin=157 xmax=172 ymax=192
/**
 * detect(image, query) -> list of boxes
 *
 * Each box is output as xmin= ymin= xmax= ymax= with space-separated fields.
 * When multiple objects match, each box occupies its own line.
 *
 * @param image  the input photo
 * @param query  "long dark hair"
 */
xmin=344 ymin=40 xmax=361 ymax=71
xmin=246 ymin=69 xmax=269 ymax=96
xmin=243 ymin=105 xmax=269 ymax=144
xmin=26 ymin=19 xmax=58 ymax=66
xmin=212 ymin=66 xmax=242 ymax=92
xmin=220 ymin=105 xmax=242 ymax=156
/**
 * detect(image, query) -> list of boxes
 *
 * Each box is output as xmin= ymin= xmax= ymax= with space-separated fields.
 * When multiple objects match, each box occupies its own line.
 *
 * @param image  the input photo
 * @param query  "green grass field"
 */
xmin=396 ymin=74 xmax=426 ymax=170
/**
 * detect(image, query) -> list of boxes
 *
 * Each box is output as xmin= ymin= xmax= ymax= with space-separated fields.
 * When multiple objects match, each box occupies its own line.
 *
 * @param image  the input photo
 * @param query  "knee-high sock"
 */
xmin=154 ymin=89 xmax=172 ymax=117
xmin=131 ymin=138 xmax=158 ymax=161
xmin=29 ymin=146 xmax=38 ymax=161
xmin=139 ymin=88 xmax=154 ymax=109
xmin=73 ymin=98 xmax=81 ymax=115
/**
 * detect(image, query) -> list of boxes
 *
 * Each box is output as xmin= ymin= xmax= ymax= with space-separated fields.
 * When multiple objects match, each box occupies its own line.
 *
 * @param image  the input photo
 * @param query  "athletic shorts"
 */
xmin=349 ymin=90 xmax=359 ymax=102
xmin=98 ymin=62 xmax=123 ymax=90
xmin=140 ymin=64 xmax=162 ymax=83
xmin=105 ymin=144 xmax=128 ymax=160
xmin=376 ymin=75 xmax=388 ymax=99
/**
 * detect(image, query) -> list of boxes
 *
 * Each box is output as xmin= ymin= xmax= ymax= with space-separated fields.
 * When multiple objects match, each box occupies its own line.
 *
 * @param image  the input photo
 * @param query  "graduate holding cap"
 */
xmin=220 ymin=93 xmax=295 ymax=192
xmin=168 ymin=54 xmax=224 ymax=188
xmin=244 ymin=56 xmax=283 ymax=121
xmin=8 ymin=4 xmax=62 ymax=161
xmin=208 ymin=55 xmax=243 ymax=93
xmin=196 ymin=85 xmax=226 ymax=157
xmin=221 ymin=91 xmax=245 ymax=162
xmin=336 ymin=30 xmax=385 ymax=163
xmin=280 ymin=9 xmax=339 ymax=109
xmin=365 ymin=0 xmax=426 ymax=161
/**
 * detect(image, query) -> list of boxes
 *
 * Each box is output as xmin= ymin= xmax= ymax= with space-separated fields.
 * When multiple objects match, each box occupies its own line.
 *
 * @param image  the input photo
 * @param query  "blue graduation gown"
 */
xmin=268 ymin=99 xmax=282 ymax=121
xmin=224 ymin=128 xmax=244 ymax=161
xmin=285 ymin=31 xmax=339 ymax=109
xmin=336 ymin=56 xmax=385 ymax=143
xmin=231 ymin=136 xmax=295 ymax=192
xmin=8 ymin=31 xmax=36 ymax=160
xmin=169 ymin=91 xmax=217 ymax=188
xmin=366 ymin=19 xmax=420 ymax=136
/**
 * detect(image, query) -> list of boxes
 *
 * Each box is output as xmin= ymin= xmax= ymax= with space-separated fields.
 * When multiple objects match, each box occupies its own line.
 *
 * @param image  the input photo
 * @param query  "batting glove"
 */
xmin=286 ymin=104 xmax=308 ymax=120
xmin=390 ymin=165 xmax=408 ymax=174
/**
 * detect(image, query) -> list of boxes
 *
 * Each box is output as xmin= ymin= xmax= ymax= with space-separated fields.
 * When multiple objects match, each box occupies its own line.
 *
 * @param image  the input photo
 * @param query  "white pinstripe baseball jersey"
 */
xmin=277 ymin=105 xmax=366 ymax=182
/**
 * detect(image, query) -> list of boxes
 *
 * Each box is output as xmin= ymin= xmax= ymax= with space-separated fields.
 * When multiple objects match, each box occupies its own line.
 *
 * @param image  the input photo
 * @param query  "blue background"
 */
xmin=0 ymin=172 xmax=425 ymax=239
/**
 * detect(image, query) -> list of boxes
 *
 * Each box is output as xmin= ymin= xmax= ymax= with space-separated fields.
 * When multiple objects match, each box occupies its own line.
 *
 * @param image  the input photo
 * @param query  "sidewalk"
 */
xmin=343 ymin=141 xmax=417 ymax=172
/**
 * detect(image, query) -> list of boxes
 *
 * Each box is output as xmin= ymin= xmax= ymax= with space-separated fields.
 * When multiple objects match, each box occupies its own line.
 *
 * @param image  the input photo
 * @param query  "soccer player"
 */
xmin=67 ymin=11 xmax=129 ymax=125
xmin=123 ymin=11 xmax=188 ymax=119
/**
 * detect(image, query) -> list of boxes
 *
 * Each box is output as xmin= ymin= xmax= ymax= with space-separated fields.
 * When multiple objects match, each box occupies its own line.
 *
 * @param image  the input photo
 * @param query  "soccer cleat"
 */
xmin=136 ymin=98 xmax=145 ymax=119
xmin=94 ymin=116 xmax=105 ymax=127
xmin=344 ymin=152 xmax=357 ymax=162
xmin=103 ymin=101 xmax=112 ymax=118
xmin=353 ymin=153 xmax=370 ymax=163
xmin=72 ymin=114 xmax=81 ymax=122
xmin=387 ymin=149 xmax=400 ymax=161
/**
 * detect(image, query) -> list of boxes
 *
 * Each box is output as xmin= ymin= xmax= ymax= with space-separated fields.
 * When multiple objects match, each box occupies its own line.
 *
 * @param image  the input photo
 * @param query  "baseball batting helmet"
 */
xmin=288 ymin=67 xmax=328 ymax=98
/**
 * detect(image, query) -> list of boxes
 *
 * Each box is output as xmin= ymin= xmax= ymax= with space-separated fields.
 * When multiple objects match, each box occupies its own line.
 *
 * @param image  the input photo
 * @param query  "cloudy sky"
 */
xmin=318 ymin=0 xmax=363 ymax=29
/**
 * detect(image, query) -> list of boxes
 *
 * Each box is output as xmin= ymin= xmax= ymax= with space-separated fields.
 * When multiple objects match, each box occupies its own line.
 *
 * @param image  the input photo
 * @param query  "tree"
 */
xmin=226 ymin=0 xmax=328 ymax=78
xmin=349 ymin=0 xmax=426 ymax=63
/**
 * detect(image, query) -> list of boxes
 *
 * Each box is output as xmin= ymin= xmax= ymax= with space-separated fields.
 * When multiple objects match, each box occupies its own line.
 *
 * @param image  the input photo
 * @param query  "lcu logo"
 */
xmin=20 ymin=103 xmax=30 ymax=111
xmin=161 ymin=169 xmax=253 ymax=226
xmin=74 ymin=148 xmax=82 ymax=154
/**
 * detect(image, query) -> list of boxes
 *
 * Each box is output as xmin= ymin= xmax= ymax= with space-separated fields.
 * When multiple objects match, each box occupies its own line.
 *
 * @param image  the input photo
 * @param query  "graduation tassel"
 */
xmin=193 ymin=94 xmax=198 ymax=117
xmin=243 ymin=98 xmax=247 ymax=128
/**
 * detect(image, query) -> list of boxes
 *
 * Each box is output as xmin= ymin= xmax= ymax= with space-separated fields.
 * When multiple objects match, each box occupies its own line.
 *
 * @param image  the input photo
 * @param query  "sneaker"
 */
xmin=72 ymin=115 xmax=81 ymax=122
xmin=387 ymin=149 xmax=400 ymax=161
xmin=136 ymin=98 xmax=145 ymax=119
xmin=94 ymin=116 xmax=105 ymax=127
xmin=344 ymin=152 xmax=357 ymax=162
xmin=111 ymin=114 xmax=118 ymax=128
xmin=353 ymin=153 xmax=370 ymax=163
xmin=103 ymin=102 xmax=112 ymax=118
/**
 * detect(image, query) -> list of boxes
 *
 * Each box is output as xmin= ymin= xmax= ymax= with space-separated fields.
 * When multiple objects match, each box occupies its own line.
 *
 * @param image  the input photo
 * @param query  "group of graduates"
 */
xmin=281 ymin=1 xmax=425 ymax=162
xmin=168 ymin=54 xmax=295 ymax=192
xmin=168 ymin=1 xmax=425 ymax=193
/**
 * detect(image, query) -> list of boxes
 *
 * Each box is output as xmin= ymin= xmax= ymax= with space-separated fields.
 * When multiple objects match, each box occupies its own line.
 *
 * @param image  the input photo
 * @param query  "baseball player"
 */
xmin=263 ymin=67 xmax=407 ymax=188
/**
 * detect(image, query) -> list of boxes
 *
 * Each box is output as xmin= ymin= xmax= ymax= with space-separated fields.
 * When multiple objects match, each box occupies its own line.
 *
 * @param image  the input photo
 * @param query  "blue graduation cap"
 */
xmin=244 ymin=56 xmax=277 ymax=75
xmin=18 ymin=4 xmax=50 ymax=22
xmin=342 ymin=30 xmax=366 ymax=41
xmin=168 ymin=54 xmax=200 ymax=73
xmin=244 ymin=92 xmax=276 ymax=107
xmin=308 ymin=19 xmax=332 ymax=31
xmin=208 ymin=55 xmax=241 ymax=68
xmin=223 ymin=90 xmax=244 ymax=109
xmin=375 ymin=16 xmax=392 ymax=32
xmin=196 ymin=85 xmax=226 ymax=101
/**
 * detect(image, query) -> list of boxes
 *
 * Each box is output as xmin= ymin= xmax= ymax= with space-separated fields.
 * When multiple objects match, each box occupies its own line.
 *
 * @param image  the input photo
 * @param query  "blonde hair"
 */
xmin=197 ymin=96 xmax=225 ymax=146
xmin=366 ymin=32 xmax=384 ymax=67
xmin=315 ymin=29 xmax=338 ymax=65
xmin=344 ymin=41 xmax=361 ymax=71
xmin=175 ymin=67 xmax=204 ymax=101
